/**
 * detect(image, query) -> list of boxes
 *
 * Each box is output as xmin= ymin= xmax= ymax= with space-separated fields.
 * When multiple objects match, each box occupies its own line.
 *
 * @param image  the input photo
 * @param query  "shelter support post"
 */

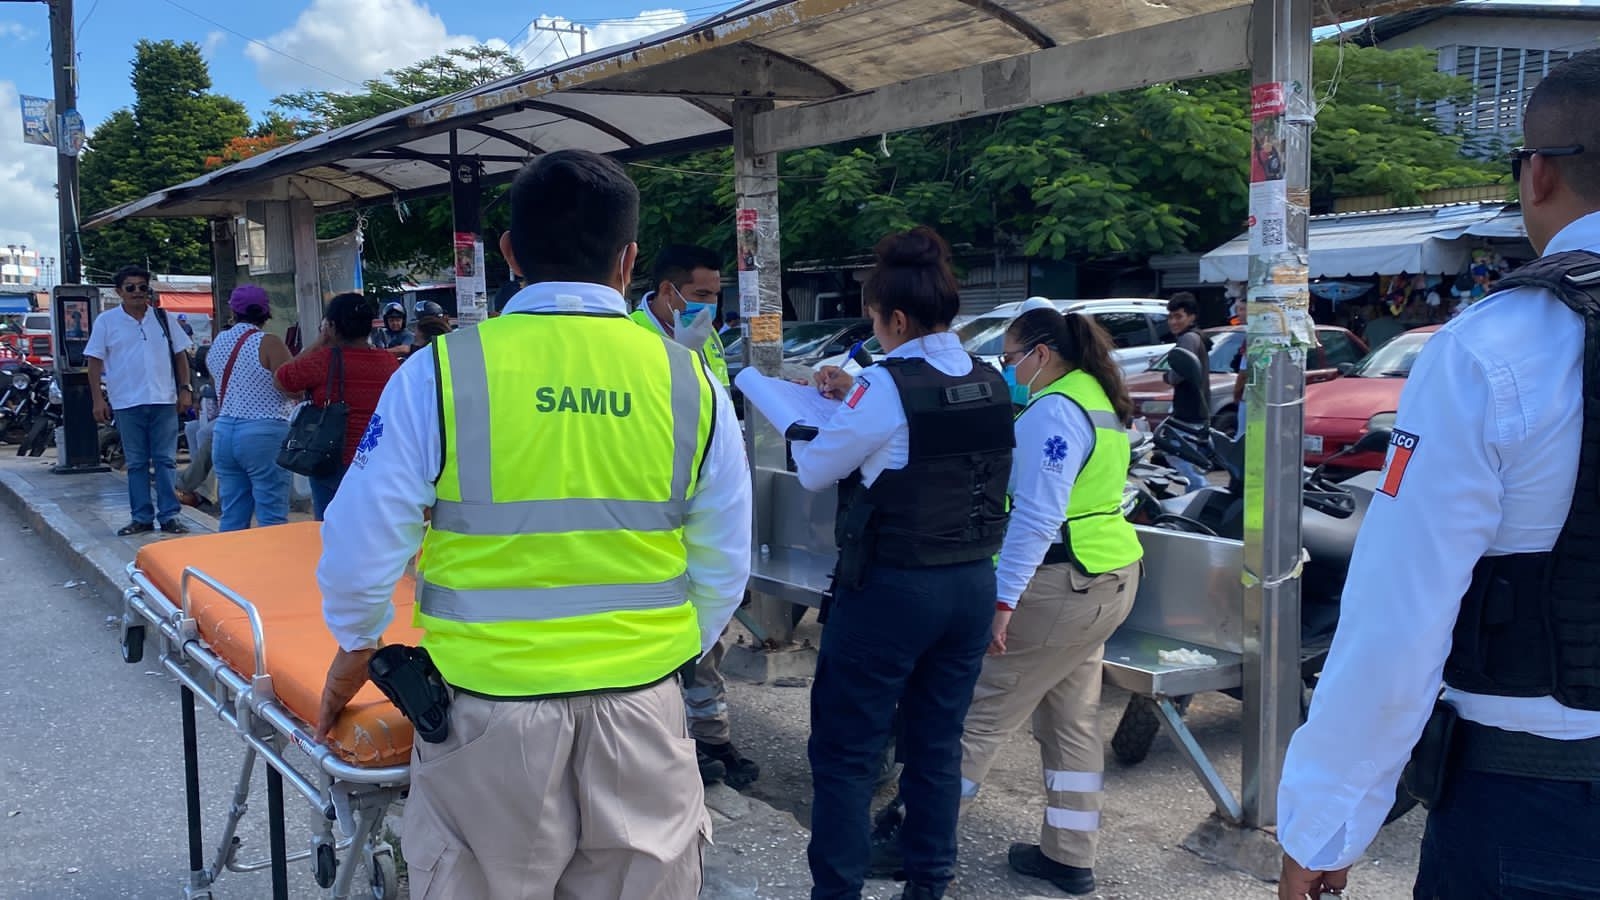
xmin=289 ymin=199 xmax=323 ymax=344
xmin=450 ymin=132 xmax=489 ymax=326
xmin=730 ymin=97 xmax=813 ymax=674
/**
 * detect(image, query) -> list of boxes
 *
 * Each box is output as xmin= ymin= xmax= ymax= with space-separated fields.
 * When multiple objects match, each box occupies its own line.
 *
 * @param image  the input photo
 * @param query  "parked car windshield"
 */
xmin=1350 ymin=329 xmax=1433 ymax=377
xmin=1150 ymin=331 xmax=1243 ymax=374
xmin=954 ymin=315 xmax=1013 ymax=356
xmin=726 ymin=319 xmax=866 ymax=360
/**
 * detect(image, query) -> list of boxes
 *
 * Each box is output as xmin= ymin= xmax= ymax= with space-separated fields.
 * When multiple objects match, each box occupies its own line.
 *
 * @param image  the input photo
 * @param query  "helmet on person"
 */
xmin=414 ymin=300 xmax=447 ymax=319
xmin=1016 ymin=296 xmax=1056 ymax=315
xmin=382 ymin=302 xmax=405 ymax=321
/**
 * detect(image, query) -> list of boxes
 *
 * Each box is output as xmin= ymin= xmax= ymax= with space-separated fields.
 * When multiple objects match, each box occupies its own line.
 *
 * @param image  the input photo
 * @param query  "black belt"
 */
xmin=1457 ymin=719 xmax=1600 ymax=782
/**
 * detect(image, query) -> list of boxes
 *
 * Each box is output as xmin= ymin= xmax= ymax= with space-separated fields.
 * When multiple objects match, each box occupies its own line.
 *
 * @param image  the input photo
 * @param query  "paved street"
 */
xmin=0 ymin=452 xmax=1425 ymax=898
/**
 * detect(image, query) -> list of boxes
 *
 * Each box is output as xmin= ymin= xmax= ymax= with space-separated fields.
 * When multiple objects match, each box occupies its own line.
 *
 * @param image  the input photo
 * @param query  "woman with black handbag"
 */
xmin=276 ymin=293 xmax=399 ymax=520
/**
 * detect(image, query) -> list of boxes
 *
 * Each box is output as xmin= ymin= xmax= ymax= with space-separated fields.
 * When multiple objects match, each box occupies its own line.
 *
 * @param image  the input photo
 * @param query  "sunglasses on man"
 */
xmin=1510 ymin=144 xmax=1585 ymax=182
xmin=119 ymin=282 xmax=151 ymax=294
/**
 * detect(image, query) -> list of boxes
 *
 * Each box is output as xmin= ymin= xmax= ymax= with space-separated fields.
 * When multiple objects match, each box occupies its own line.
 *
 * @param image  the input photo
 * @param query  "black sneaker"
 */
xmin=1007 ymin=843 xmax=1095 ymax=895
xmin=698 ymin=740 xmax=760 ymax=789
xmin=116 ymin=521 xmax=155 ymax=536
xmin=868 ymin=796 xmax=906 ymax=879
xmin=697 ymin=748 xmax=727 ymax=785
xmin=898 ymin=883 xmax=942 ymax=900
xmin=159 ymin=518 xmax=190 ymax=534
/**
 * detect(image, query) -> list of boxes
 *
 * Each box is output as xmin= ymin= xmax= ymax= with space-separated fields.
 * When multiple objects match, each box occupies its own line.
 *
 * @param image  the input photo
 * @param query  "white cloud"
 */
xmin=514 ymin=9 xmax=689 ymax=68
xmin=0 ymin=22 xmax=33 ymax=41
xmin=203 ymin=30 xmax=228 ymax=57
xmin=246 ymin=0 xmax=477 ymax=93
xmin=0 ymin=81 xmax=61 ymax=264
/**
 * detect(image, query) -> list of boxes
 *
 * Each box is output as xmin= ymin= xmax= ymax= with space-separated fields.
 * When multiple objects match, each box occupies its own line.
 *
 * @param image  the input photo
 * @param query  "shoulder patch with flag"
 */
xmin=846 ymin=376 xmax=870 ymax=409
xmin=1378 ymin=429 xmax=1419 ymax=498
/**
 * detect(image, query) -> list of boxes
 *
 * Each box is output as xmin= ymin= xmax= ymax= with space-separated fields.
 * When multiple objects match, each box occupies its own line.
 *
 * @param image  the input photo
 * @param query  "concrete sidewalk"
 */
xmin=0 ymin=452 xmax=812 ymax=900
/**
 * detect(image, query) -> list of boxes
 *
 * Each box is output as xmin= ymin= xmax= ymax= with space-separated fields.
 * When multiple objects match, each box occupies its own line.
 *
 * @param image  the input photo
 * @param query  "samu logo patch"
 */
xmin=353 ymin=414 xmax=384 ymax=468
xmin=1043 ymin=435 xmax=1068 ymax=473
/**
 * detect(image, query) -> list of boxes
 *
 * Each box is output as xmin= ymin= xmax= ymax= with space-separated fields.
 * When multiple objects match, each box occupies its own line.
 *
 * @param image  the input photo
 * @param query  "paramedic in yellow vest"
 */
xmin=875 ymin=307 xmax=1144 ymax=896
xmin=312 ymin=149 xmax=753 ymax=900
xmin=633 ymin=244 xmax=731 ymax=387
xmin=633 ymin=244 xmax=757 ymax=789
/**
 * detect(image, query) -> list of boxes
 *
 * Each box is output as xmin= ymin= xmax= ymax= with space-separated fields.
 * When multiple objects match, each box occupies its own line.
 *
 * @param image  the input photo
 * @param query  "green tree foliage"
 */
xmin=631 ymin=44 xmax=1500 ymax=268
xmin=273 ymin=46 xmax=525 ymax=282
xmin=80 ymin=40 xmax=251 ymax=277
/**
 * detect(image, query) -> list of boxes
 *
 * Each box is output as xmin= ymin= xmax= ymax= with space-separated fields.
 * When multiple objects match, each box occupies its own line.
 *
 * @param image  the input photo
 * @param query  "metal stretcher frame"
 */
xmin=121 ymin=562 xmax=409 ymax=900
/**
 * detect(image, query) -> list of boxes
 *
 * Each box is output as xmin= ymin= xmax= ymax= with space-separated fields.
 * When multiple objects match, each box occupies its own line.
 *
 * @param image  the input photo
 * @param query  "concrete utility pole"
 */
xmin=49 ymin=0 xmax=80 ymax=284
xmin=529 ymin=19 xmax=588 ymax=57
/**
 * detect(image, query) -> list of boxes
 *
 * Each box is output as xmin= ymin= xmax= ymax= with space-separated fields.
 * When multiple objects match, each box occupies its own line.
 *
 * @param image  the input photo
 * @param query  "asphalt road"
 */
xmin=0 ymin=498 xmax=352 ymax=899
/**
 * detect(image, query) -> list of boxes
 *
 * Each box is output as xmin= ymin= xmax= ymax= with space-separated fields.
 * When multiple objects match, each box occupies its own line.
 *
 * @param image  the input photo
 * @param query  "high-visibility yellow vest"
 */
xmin=417 ymin=312 xmax=715 ymax=697
xmin=630 ymin=307 xmax=730 ymax=387
xmin=1023 ymin=370 xmax=1143 ymax=575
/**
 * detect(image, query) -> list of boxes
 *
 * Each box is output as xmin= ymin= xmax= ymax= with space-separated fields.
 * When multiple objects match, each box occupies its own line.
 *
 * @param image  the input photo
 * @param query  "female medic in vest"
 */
xmin=793 ymin=226 xmax=1014 ymax=900
xmin=869 ymin=309 xmax=1145 ymax=895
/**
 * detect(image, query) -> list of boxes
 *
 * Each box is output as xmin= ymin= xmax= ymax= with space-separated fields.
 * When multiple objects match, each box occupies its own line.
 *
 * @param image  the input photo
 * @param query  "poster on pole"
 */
xmin=736 ymin=208 xmax=761 ymax=319
xmin=20 ymin=96 xmax=54 ymax=147
xmin=60 ymin=109 xmax=85 ymax=157
xmin=454 ymin=232 xmax=487 ymax=326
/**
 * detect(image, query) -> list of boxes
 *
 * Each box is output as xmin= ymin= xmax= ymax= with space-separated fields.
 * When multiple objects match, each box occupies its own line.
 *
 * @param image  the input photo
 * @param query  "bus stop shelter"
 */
xmin=85 ymin=0 xmax=1450 ymax=871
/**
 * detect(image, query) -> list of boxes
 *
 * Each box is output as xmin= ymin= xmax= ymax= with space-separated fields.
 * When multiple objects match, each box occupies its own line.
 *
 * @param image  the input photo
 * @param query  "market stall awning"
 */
xmin=85 ymin=0 xmax=1442 ymax=228
xmin=155 ymin=292 xmax=214 ymax=315
xmin=0 ymin=295 xmax=30 ymax=314
xmin=1199 ymin=203 xmax=1521 ymax=283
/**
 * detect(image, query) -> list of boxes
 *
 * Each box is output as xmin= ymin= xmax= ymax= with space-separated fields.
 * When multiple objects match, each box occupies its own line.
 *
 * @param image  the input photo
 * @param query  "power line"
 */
xmin=76 ymin=0 xmax=102 ymax=40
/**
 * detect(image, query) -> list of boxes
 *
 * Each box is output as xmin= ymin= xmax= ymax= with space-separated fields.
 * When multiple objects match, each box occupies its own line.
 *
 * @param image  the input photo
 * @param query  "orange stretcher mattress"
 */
xmin=135 ymin=522 xmax=421 ymax=769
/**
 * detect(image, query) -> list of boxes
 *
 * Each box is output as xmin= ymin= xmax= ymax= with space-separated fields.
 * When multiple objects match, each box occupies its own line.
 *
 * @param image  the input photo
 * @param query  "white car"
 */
xmin=817 ymin=298 xmax=1175 ymax=378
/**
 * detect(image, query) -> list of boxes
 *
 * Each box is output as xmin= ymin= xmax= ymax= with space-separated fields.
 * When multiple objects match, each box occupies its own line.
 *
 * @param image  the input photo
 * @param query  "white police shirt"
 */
xmin=791 ymin=332 xmax=973 ymax=492
xmin=1278 ymin=210 xmax=1600 ymax=873
xmin=995 ymin=390 xmax=1095 ymax=608
xmin=317 ymin=282 xmax=753 ymax=657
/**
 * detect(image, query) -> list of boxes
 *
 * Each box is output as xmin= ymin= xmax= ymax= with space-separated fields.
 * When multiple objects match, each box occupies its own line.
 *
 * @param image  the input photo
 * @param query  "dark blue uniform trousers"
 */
xmin=1414 ymin=769 xmax=1600 ymax=898
xmin=807 ymin=560 xmax=994 ymax=900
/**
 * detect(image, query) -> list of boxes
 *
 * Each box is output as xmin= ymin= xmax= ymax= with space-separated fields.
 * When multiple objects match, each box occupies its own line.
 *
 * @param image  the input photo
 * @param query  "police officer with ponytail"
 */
xmin=872 ymin=308 xmax=1143 ymax=896
xmin=797 ymin=226 xmax=1014 ymax=900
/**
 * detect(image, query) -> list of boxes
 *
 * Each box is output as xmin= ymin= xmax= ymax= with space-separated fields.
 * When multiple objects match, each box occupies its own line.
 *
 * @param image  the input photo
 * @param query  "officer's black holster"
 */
xmin=367 ymin=644 xmax=452 ymax=744
xmin=1402 ymin=699 xmax=1460 ymax=809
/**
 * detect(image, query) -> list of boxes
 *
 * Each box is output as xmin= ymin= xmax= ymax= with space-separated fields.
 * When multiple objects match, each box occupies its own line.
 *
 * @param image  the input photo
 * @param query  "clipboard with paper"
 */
xmin=734 ymin=368 xmax=843 ymax=438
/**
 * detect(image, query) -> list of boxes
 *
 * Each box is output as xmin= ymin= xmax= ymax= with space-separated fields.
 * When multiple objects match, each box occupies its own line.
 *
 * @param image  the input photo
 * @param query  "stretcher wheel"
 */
xmin=120 ymin=624 xmax=145 ymax=664
xmin=368 ymin=849 xmax=398 ymax=899
xmin=314 ymin=842 xmax=338 ymax=889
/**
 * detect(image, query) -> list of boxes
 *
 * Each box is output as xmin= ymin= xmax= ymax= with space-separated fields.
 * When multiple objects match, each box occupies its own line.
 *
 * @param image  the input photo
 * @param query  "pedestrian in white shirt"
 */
xmin=1278 ymin=50 xmax=1600 ymax=900
xmin=312 ymin=150 xmax=751 ymax=899
xmin=85 ymin=264 xmax=193 ymax=535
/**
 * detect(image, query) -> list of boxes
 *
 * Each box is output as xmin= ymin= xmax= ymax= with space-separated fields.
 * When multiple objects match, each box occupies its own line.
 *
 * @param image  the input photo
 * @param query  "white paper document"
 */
xmin=734 ymin=368 xmax=842 ymax=434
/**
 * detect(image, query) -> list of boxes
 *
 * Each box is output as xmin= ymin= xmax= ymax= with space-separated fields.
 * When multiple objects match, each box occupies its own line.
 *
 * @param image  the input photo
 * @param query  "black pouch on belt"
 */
xmin=836 ymin=502 xmax=876 ymax=591
xmin=1402 ymin=697 xmax=1460 ymax=809
xmin=368 ymin=644 xmax=452 ymax=744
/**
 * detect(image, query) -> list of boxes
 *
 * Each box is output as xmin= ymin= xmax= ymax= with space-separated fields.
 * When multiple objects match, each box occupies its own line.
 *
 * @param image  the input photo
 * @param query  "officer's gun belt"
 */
xmin=1456 ymin=718 xmax=1600 ymax=782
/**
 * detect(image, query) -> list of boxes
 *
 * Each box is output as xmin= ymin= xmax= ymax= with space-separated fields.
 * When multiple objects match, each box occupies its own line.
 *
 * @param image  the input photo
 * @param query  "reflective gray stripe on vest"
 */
xmin=417 ymin=575 xmax=691 ymax=624
xmin=431 ymin=497 xmax=690 ymax=535
xmin=436 ymin=328 xmax=706 ymax=535
xmin=1085 ymin=409 xmax=1123 ymax=432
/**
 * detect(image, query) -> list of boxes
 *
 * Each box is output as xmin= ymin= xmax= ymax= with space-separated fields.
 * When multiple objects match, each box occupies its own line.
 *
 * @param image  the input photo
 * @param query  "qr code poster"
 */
xmin=1249 ymin=181 xmax=1288 ymax=256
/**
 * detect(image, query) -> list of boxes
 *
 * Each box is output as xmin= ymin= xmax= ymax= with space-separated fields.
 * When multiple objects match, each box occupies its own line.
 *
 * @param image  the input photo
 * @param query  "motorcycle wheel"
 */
xmin=22 ymin=416 xmax=50 ymax=457
xmin=1111 ymin=693 xmax=1192 ymax=765
xmin=100 ymin=431 xmax=125 ymax=470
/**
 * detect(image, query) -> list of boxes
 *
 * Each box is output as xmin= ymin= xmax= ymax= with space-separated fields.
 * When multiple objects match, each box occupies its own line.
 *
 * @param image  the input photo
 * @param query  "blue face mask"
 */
xmin=1002 ymin=365 xmax=1031 ymax=406
xmin=681 ymin=301 xmax=712 ymax=322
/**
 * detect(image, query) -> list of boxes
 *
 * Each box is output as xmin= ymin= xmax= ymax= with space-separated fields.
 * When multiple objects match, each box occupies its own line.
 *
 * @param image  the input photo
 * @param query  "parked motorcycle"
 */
xmin=2 ymin=360 xmax=55 ymax=454
xmin=1109 ymin=348 xmax=1415 ymax=824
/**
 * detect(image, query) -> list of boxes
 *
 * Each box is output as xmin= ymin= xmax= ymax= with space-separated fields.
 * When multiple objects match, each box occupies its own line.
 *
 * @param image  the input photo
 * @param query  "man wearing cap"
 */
xmin=85 ymin=264 xmax=194 ymax=536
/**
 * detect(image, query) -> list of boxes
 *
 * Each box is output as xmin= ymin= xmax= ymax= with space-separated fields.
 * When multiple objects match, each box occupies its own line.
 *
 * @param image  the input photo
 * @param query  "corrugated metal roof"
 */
xmin=86 ymin=0 xmax=1451 ymax=228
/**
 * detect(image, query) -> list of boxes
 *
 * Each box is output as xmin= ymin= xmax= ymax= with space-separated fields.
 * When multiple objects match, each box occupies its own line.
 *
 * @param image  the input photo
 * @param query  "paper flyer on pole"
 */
xmin=734 ymin=368 xmax=841 ymax=435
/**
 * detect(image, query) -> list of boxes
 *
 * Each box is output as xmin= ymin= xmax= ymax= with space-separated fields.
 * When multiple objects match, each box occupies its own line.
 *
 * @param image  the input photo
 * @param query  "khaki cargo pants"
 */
xmin=401 ymin=677 xmax=710 ymax=900
xmin=959 ymin=560 xmax=1140 ymax=868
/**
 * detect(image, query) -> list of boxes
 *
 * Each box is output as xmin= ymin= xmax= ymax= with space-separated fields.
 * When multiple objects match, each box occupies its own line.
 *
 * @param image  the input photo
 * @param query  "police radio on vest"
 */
xmin=535 ymin=386 xmax=633 ymax=417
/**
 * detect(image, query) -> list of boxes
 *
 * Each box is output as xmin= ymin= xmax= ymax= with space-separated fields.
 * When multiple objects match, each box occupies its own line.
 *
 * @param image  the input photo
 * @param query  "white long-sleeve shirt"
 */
xmin=995 ymin=392 xmax=1095 ymax=607
xmin=791 ymin=332 xmax=972 ymax=491
xmin=1277 ymin=211 xmax=1600 ymax=872
xmin=318 ymin=282 xmax=752 ymax=658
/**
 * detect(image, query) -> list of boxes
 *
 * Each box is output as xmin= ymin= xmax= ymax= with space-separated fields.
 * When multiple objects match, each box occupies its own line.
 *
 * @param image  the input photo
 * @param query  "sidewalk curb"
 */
xmin=0 ymin=468 xmax=129 ymax=607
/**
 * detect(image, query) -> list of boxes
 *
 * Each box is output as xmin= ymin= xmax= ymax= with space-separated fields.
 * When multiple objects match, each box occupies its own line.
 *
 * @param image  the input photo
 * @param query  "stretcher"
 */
xmin=119 ymin=522 xmax=418 ymax=899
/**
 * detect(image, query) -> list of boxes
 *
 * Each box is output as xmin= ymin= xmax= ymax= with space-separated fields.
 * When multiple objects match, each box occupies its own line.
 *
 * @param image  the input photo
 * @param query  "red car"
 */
xmin=1303 ymin=325 xmax=1441 ymax=470
xmin=1128 ymin=325 xmax=1367 ymax=434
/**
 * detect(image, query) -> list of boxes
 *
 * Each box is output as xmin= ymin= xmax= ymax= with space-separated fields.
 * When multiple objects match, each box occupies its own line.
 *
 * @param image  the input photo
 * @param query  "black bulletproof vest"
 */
xmin=836 ymin=357 xmax=1015 ymax=568
xmin=1446 ymin=250 xmax=1600 ymax=711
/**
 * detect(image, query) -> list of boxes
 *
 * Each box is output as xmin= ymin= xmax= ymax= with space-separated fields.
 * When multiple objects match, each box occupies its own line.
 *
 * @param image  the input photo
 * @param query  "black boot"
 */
xmin=697 ymin=740 xmax=759 ymax=789
xmin=868 ymin=795 xmax=906 ymax=879
xmin=697 ymin=748 xmax=726 ymax=785
xmin=897 ymin=882 xmax=942 ymax=900
xmin=1007 ymin=843 xmax=1095 ymax=895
